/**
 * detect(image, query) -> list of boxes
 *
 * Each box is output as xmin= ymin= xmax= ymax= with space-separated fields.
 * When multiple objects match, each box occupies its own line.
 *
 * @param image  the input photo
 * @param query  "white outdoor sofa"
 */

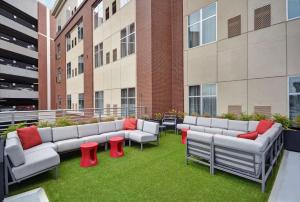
xmin=4 ymin=119 xmax=159 ymax=194
xmin=177 ymin=116 xmax=283 ymax=192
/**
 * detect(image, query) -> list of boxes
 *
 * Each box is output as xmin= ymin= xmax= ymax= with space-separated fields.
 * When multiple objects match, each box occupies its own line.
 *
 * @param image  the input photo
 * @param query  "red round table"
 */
xmin=80 ymin=142 xmax=98 ymax=167
xmin=181 ymin=128 xmax=189 ymax=144
xmin=109 ymin=136 xmax=124 ymax=158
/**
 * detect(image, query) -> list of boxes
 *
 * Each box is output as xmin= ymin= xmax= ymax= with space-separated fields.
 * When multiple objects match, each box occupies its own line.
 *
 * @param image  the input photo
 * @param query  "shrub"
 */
xmin=294 ymin=115 xmax=300 ymax=128
xmin=141 ymin=114 xmax=150 ymax=120
xmin=55 ymin=116 xmax=75 ymax=127
xmin=221 ymin=113 xmax=237 ymax=120
xmin=239 ymin=113 xmax=253 ymax=121
xmin=101 ymin=116 xmax=115 ymax=122
xmin=176 ymin=111 xmax=185 ymax=119
xmin=38 ymin=121 xmax=55 ymax=128
xmin=272 ymin=113 xmax=292 ymax=129
xmin=1 ymin=123 xmax=27 ymax=138
xmin=251 ymin=113 xmax=268 ymax=121
xmin=153 ymin=112 xmax=163 ymax=121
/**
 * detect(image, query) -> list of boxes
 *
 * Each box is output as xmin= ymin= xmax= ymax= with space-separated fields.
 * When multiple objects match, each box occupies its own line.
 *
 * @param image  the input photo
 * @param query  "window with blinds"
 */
xmin=228 ymin=15 xmax=241 ymax=38
xmin=254 ymin=5 xmax=271 ymax=30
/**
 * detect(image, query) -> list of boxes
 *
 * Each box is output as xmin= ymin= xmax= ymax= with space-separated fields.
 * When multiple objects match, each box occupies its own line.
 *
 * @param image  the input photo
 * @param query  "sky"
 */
xmin=40 ymin=0 xmax=55 ymax=9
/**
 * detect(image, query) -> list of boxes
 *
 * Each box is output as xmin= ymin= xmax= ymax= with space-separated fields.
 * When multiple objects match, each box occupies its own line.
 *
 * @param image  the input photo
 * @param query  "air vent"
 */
xmin=228 ymin=105 xmax=242 ymax=115
xmin=228 ymin=15 xmax=241 ymax=38
xmin=254 ymin=5 xmax=271 ymax=30
xmin=254 ymin=106 xmax=271 ymax=117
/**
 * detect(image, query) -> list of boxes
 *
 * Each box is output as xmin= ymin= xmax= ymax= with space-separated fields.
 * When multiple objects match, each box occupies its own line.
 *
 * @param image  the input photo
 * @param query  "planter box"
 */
xmin=284 ymin=129 xmax=300 ymax=152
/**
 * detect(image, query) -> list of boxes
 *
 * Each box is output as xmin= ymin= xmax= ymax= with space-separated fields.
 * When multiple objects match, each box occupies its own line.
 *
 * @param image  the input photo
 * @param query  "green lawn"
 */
xmin=10 ymin=132 xmax=280 ymax=202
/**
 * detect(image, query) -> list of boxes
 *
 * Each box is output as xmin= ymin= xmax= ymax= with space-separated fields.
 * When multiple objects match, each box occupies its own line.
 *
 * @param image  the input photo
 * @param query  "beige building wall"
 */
xmin=66 ymin=24 xmax=84 ymax=110
xmin=93 ymin=0 xmax=136 ymax=110
xmin=184 ymin=0 xmax=300 ymax=117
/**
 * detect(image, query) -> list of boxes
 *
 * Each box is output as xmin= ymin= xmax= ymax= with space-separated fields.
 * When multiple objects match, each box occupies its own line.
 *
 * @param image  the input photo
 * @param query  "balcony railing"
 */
xmin=0 ymin=32 xmax=37 ymax=51
xmin=0 ymin=82 xmax=37 ymax=91
xmin=0 ymin=106 xmax=146 ymax=133
xmin=0 ymin=57 xmax=37 ymax=71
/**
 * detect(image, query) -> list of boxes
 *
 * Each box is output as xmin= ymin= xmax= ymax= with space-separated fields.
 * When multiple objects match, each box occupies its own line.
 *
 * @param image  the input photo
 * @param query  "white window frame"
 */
xmin=93 ymin=1 xmax=104 ymax=29
xmin=95 ymin=91 xmax=104 ymax=115
xmin=78 ymin=54 xmax=84 ymax=74
xmin=288 ymin=75 xmax=300 ymax=119
xmin=94 ymin=42 xmax=103 ymax=68
xmin=78 ymin=93 xmax=84 ymax=111
xmin=120 ymin=23 xmax=135 ymax=58
xmin=67 ymin=62 xmax=71 ymax=79
xmin=188 ymin=83 xmax=218 ymax=116
xmin=188 ymin=2 xmax=217 ymax=48
xmin=286 ymin=0 xmax=300 ymax=21
xmin=67 ymin=94 xmax=72 ymax=109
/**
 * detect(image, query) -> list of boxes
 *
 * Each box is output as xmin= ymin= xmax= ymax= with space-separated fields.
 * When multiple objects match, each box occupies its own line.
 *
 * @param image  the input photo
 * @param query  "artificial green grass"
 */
xmin=10 ymin=132 xmax=281 ymax=202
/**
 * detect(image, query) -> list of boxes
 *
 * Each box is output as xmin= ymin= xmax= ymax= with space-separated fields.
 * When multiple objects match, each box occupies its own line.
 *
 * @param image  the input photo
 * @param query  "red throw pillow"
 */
xmin=238 ymin=131 xmax=258 ymax=140
xmin=256 ymin=120 xmax=274 ymax=134
xmin=123 ymin=118 xmax=137 ymax=130
xmin=17 ymin=126 xmax=42 ymax=149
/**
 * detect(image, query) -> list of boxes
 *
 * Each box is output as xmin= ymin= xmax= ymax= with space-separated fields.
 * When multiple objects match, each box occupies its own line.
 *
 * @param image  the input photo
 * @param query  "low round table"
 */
xmin=181 ymin=128 xmax=189 ymax=144
xmin=80 ymin=142 xmax=98 ymax=168
xmin=109 ymin=136 xmax=124 ymax=158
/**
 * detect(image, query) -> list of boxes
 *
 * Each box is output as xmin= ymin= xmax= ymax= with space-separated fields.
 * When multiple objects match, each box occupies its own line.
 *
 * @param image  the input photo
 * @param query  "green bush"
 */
xmin=272 ymin=113 xmax=292 ymax=129
xmin=1 ymin=123 xmax=27 ymax=138
xmin=221 ymin=113 xmax=237 ymax=120
xmin=38 ymin=121 xmax=55 ymax=128
xmin=153 ymin=112 xmax=163 ymax=121
xmin=294 ymin=115 xmax=300 ymax=128
xmin=141 ymin=114 xmax=150 ymax=120
xmin=251 ymin=113 xmax=268 ymax=121
xmin=55 ymin=117 xmax=75 ymax=127
xmin=239 ymin=113 xmax=253 ymax=121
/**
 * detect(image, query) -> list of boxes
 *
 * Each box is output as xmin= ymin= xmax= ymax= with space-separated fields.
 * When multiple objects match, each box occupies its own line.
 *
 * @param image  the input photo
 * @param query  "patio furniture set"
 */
xmin=177 ymin=116 xmax=283 ymax=192
xmin=4 ymin=119 xmax=159 ymax=194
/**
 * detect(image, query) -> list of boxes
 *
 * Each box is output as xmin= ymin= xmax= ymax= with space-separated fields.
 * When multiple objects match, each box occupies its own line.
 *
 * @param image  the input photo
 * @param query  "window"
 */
xmin=121 ymin=88 xmax=136 ymax=116
xmin=67 ymin=62 xmax=71 ymax=79
xmin=254 ymin=5 xmax=271 ymax=30
xmin=72 ymin=69 xmax=74 ymax=77
xmin=57 ymin=95 xmax=62 ymax=109
xmin=93 ymin=1 xmax=104 ymax=29
xmin=75 ymin=68 xmax=77 ymax=76
xmin=57 ymin=18 xmax=61 ymax=32
xmin=105 ymin=7 xmax=109 ymax=20
xmin=78 ymin=54 xmax=84 ymax=74
xmin=95 ymin=42 xmax=103 ymax=68
xmin=288 ymin=0 xmax=300 ymax=20
xmin=66 ymin=7 xmax=71 ymax=20
xmin=66 ymin=34 xmax=71 ymax=51
xmin=113 ymin=49 xmax=117 ymax=62
xmin=72 ymin=39 xmax=74 ymax=48
xmin=188 ymin=2 xmax=217 ymax=48
xmin=95 ymin=91 xmax=104 ymax=114
xmin=74 ymin=37 xmax=77 ymax=46
xmin=56 ymin=43 xmax=61 ymax=59
xmin=228 ymin=15 xmax=241 ymax=38
xmin=106 ymin=52 xmax=110 ymax=64
xmin=78 ymin=93 xmax=84 ymax=111
xmin=67 ymin=94 xmax=72 ymax=109
xmin=120 ymin=0 xmax=130 ymax=8
xmin=56 ymin=67 xmax=62 ymax=83
xmin=78 ymin=21 xmax=83 ymax=41
xmin=121 ymin=23 xmax=135 ymax=58
xmin=112 ymin=1 xmax=117 ymax=15
xmin=289 ymin=76 xmax=300 ymax=120
xmin=189 ymin=84 xmax=217 ymax=117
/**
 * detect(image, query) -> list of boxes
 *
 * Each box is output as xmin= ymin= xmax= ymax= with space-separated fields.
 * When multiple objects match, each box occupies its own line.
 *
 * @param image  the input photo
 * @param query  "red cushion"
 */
xmin=123 ymin=118 xmax=137 ymax=130
xmin=238 ymin=131 xmax=258 ymax=140
xmin=256 ymin=120 xmax=274 ymax=134
xmin=17 ymin=126 xmax=42 ymax=149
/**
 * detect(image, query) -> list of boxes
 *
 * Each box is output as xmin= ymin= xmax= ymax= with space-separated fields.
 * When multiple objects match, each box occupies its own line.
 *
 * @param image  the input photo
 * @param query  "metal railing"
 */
xmin=0 ymin=106 xmax=146 ymax=132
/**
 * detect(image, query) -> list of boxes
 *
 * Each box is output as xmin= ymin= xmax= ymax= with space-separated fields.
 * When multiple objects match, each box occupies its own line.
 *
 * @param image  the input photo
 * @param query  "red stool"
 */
xmin=109 ymin=136 xmax=124 ymax=158
xmin=181 ymin=128 xmax=189 ymax=144
xmin=80 ymin=142 xmax=98 ymax=167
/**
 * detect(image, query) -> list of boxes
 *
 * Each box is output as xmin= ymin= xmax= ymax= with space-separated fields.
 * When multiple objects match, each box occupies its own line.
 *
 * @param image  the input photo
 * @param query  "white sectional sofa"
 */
xmin=177 ymin=116 xmax=283 ymax=192
xmin=4 ymin=119 xmax=159 ymax=194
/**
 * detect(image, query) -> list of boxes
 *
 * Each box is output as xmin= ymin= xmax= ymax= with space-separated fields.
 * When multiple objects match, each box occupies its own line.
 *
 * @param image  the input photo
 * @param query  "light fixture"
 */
xmin=32 ymin=25 xmax=35 ymax=28
xmin=0 ymin=59 xmax=4 ymax=62
xmin=13 ymin=60 xmax=16 ymax=63
xmin=12 ymin=37 xmax=16 ymax=41
xmin=13 ymin=15 xmax=17 ymax=19
xmin=1 ymin=36 xmax=9 ymax=41
xmin=0 ymin=78 xmax=5 ymax=81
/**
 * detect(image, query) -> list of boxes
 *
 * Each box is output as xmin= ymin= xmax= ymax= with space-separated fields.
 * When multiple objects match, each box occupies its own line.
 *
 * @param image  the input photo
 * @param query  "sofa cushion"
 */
xmin=129 ymin=131 xmax=157 ymax=143
xmin=183 ymin=116 xmax=197 ymax=125
xmin=248 ymin=121 xmax=259 ymax=132
xmin=115 ymin=120 xmax=124 ymax=131
xmin=187 ymin=130 xmax=213 ymax=143
xmin=204 ymin=127 xmax=223 ymax=135
xmin=123 ymin=118 xmax=137 ymax=130
xmin=17 ymin=126 xmax=42 ymax=150
xmin=52 ymin=125 xmax=78 ymax=142
xmin=261 ymin=125 xmax=280 ymax=143
xmin=12 ymin=148 xmax=60 ymax=180
xmin=211 ymin=118 xmax=228 ymax=129
xmin=177 ymin=123 xmax=190 ymax=130
xmin=190 ymin=125 xmax=205 ymax=132
xmin=37 ymin=127 xmax=52 ymax=143
xmin=143 ymin=121 xmax=159 ymax=135
xmin=106 ymin=131 xmax=125 ymax=141
xmin=228 ymin=120 xmax=248 ymax=132
xmin=137 ymin=119 xmax=144 ymax=130
xmin=98 ymin=121 xmax=116 ymax=134
xmin=222 ymin=130 xmax=245 ymax=137
xmin=55 ymin=138 xmax=85 ymax=153
xmin=77 ymin=123 xmax=99 ymax=138
xmin=81 ymin=134 xmax=107 ymax=144
xmin=238 ymin=131 xmax=258 ymax=140
xmin=5 ymin=138 xmax=25 ymax=167
xmin=256 ymin=120 xmax=274 ymax=134
xmin=24 ymin=142 xmax=57 ymax=154
xmin=196 ymin=117 xmax=211 ymax=127
xmin=122 ymin=130 xmax=139 ymax=139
